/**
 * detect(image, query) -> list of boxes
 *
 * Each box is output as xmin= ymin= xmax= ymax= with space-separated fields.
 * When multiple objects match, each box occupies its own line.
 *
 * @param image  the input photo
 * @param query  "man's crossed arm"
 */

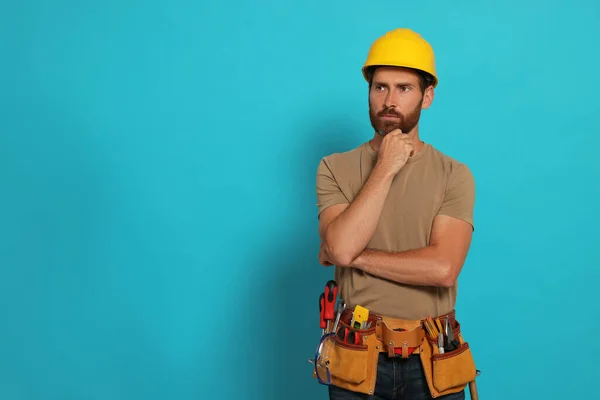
xmin=318 ymin=202 xmax=473 ymax=288
xmin=316 ymin=136 xmax=474 ymax=288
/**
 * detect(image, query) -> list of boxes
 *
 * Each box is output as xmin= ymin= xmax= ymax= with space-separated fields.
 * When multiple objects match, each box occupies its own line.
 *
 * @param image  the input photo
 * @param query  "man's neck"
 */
xmin=369 ymin=129 xmax=425 ymax=153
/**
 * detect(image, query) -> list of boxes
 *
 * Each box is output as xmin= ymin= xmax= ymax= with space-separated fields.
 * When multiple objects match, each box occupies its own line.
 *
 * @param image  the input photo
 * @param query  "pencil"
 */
xmin=425 ymin=318 xmax=438 ymax=337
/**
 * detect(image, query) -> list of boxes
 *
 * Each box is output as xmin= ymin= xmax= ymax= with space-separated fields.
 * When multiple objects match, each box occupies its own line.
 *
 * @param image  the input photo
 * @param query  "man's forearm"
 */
xmin=349 ymin=247 xmax=456 ymax=288
xmin=323 ymin=164 xmax=395 ymax=266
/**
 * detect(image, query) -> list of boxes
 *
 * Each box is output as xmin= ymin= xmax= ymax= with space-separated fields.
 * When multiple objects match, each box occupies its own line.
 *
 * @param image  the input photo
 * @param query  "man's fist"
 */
xmin=319 ymin=242 xmax=333 ymax=267
xmin=376 ymin=129 xmax=414 ymax=175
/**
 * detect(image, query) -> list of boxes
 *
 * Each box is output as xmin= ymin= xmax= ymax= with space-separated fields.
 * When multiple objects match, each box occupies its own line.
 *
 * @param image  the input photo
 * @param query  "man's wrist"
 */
xmin=371 ymin=163 xmax=396 ymax=183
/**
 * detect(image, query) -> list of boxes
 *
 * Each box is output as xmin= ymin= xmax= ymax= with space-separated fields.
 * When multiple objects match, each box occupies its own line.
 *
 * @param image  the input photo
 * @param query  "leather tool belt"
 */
xmin=311 ymin=308 xmax=479 ymax=399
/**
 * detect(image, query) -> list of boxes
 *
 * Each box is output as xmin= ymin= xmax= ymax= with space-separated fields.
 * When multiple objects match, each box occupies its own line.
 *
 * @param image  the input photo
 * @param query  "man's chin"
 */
xmin=374 ymin=124 xmax=401 ymax=136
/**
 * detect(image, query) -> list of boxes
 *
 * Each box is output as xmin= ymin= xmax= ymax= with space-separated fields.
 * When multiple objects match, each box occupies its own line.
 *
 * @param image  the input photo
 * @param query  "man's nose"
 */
xmin=384 ymin=89 xmax=397 ymax=109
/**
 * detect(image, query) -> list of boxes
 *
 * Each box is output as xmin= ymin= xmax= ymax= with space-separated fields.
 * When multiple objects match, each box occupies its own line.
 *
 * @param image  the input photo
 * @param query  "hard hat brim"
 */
xmin=362 ymin=64 xmax=438 ymax=88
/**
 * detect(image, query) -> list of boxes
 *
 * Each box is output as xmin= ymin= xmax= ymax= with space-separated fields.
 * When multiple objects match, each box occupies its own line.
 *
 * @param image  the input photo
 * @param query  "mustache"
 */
xmin=377 ymin=109 xmax=402 ymax=118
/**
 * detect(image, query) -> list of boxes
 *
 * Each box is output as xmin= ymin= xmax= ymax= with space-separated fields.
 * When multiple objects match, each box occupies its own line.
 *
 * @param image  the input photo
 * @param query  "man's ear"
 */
xmin=421 ymin=86 xmax=434 ymax=109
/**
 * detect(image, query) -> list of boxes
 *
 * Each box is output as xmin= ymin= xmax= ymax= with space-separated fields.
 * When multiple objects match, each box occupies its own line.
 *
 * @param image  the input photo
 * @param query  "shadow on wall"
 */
xmin=245 ymin=111 xmax=367 ymax=399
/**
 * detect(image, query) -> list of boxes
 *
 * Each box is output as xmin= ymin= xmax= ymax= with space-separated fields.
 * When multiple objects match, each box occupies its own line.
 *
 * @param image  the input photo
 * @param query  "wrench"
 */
xmin=332 ymin=298 xmax=346 ymax=334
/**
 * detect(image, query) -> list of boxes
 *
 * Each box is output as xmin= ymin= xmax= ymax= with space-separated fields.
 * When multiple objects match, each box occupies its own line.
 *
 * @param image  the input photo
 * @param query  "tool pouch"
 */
xmin=375 ymin=319 xmax=425 ymax=358
xmin=312 ymin=313 xmax=380 ymax=395
xmin=419 ymin=317 xmax=478 ymax=397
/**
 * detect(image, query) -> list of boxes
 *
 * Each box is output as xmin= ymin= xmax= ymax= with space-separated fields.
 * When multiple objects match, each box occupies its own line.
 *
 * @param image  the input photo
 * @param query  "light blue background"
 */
xmin=1 ymin=1 xmax=599 ymax=399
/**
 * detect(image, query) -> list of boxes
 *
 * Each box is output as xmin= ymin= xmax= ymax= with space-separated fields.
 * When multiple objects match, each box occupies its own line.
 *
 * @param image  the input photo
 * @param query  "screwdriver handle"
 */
xmin=319 ymin=293 xmax=326 ymax=331
xmin=324 ymin=280 xmax=338 ymax=320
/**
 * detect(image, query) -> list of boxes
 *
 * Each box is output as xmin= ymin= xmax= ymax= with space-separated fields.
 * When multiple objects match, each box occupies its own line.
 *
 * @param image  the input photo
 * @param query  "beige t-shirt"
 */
xmin=316 ymin=140 xmax=475 ymax=320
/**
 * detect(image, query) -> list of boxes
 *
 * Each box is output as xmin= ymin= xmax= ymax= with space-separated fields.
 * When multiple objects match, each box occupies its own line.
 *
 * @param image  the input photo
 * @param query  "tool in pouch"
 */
xmin=309 ymin=288 xmax=480 ymax=399
xmin=350 ymin=305 xmax=369 ymax=330
xmin=312 ymin=280 xmax=339 ymax=347
xmin=311 ymin=299 xmax=426 ymax=395
xmin=311 ymin=297 xmax=380 ymax=392
xmin=323 ymin=280 xmax=338 ymax=333
xmin=309 ymin=281 xmax=385 ymax=395
xmin=419 ymin=315 xmax=480 ymax=399
xmin=308 ymin=281 xmax=339 ymax=363
xmin=308 ymin=280 xmax=343 ymax=386
xmin=319 ymin=293 xmax=326 ymax=336
xmin=332 ymin=298 xmax=346 ymax=333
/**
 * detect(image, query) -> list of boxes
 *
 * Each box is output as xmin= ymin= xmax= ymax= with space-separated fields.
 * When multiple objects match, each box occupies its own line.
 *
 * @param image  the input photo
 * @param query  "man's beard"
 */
xmin=369 ymin=98 xmax=423 ymax=136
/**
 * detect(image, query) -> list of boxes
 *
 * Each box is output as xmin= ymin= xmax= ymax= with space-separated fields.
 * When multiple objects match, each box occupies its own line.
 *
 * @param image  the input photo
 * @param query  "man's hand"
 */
xmin=319 ymin=242 xmax=333 ymax=266
xmin=376 ymin=129 xmax=414 ymax=176
xmin=316 ymin=129 xmax=418 ymax=267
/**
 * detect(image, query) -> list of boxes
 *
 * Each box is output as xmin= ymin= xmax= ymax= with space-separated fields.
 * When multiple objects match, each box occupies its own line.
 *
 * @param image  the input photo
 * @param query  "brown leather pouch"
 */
xmin=419 ymin=317 xmax=478 ymax=397
xmin=375 ymin=319 xmax=425 ymax=358
xmin=312 ymin=313 xmax=380 ymax=395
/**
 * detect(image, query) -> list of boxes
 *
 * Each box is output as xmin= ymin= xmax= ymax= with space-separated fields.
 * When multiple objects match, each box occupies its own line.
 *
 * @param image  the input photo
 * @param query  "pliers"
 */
xmin=337 ymin=326 xmax=361 ymax=345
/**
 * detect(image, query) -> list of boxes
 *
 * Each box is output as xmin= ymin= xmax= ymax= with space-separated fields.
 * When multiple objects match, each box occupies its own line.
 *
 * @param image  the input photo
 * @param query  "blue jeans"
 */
xmin=328 ymin=353 xmax=465 ymax=400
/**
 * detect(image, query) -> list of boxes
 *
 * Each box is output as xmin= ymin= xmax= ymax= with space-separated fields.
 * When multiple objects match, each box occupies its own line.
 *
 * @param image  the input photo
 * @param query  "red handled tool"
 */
xmin=324 ymin=280 xmax=338 ymax=332
xmin=337 ymin=326 xmax=361 ymax=345
xmin=319 ymin=293 xmax=326 ymax=336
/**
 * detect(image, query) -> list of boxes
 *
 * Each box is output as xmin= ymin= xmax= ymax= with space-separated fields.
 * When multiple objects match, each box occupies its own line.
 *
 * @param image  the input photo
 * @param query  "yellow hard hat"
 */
xmin=362 ymin=28 xmax=438 ymax=88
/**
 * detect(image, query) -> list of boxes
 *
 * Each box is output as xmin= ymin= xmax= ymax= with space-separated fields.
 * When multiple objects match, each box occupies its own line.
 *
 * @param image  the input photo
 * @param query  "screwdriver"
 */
xmin=319 ymin=293 xmax=326 ymax=336
xmin=324 ymin=280 xmax=338 ymax=332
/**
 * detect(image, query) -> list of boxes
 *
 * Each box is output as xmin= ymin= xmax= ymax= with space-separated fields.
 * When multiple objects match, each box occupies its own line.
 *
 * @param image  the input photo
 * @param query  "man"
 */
xmin=315 ymin=28 xmax=476 ymax=399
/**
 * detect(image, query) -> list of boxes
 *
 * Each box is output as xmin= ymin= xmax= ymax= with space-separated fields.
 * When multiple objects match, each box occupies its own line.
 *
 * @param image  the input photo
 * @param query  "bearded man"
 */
xmin=315 ymin=28 xmax=477 ymax=400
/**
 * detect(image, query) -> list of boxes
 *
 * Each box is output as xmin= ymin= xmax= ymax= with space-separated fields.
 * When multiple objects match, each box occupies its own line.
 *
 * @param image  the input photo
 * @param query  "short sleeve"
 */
xmin=316 ymin=158 xmax=349 ymax=218
xmin=437 ymin=164 xmax=476 ymax=230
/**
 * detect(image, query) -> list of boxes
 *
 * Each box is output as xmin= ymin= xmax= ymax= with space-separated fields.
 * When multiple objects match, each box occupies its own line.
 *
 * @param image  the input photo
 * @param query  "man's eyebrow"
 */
xmin=373 ymin=81 xmax=414 ymax=87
